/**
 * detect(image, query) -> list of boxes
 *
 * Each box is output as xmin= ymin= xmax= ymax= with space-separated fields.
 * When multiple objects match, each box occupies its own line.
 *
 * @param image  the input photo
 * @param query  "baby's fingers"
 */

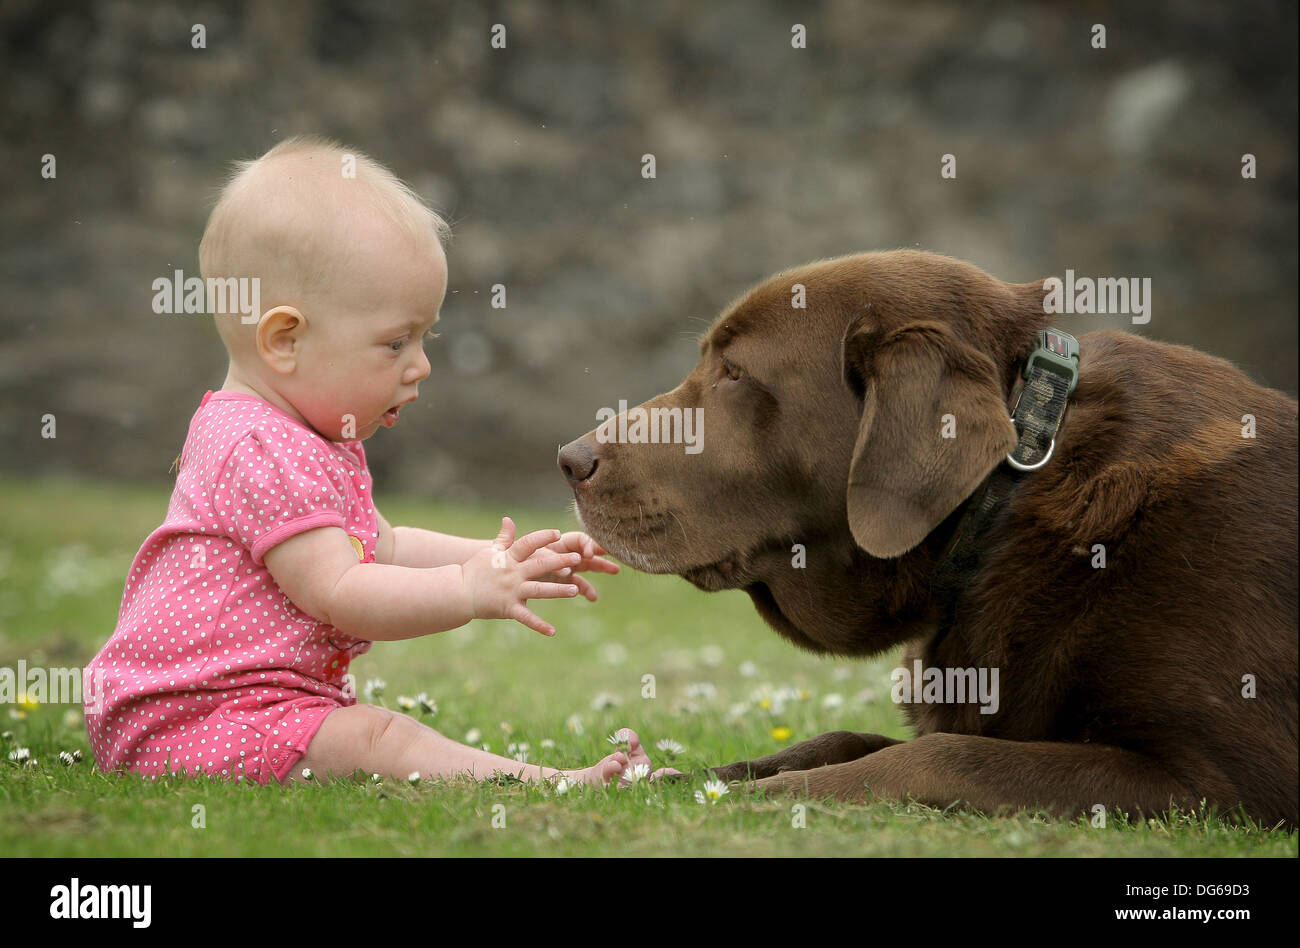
xmin=508 ymin=603 xmax=556 ymax=637
xmin=576 ymin=554 xmax=620 ymax=575
xmin=521 ymin=581 xmax=581 ymax=601
xmin=524 ymin=551 xmax=582 ymax=579
xmin=492 ymin=516 xmax=516 ymax=550
xmin=510 ymin=528 xmax=562 ymax=561
xmin=570 ymin=573 xmax=598 ymax=601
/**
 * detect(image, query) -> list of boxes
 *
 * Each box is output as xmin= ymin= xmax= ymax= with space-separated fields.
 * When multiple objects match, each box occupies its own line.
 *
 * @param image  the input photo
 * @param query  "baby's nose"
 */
xmin=409 ymin=348 xmax=432 ymax=381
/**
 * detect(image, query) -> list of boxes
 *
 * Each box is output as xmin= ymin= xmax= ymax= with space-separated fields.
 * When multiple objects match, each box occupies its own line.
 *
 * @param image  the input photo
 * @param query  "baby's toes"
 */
xmin=612 ymin=727 xmax=651 ymax=767
xmin=586 ymin=753 xmax=627 ymax=787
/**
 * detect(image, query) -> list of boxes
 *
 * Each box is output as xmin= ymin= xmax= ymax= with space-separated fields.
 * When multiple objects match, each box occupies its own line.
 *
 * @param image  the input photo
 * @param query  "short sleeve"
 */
xmin=212 ymin=428 xmax=350 ymax=565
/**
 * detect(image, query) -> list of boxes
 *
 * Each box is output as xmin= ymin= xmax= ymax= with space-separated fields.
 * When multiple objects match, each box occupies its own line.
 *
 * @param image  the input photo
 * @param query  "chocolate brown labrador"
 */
xmin=558 ymin=250 xmax=1298 ymax=827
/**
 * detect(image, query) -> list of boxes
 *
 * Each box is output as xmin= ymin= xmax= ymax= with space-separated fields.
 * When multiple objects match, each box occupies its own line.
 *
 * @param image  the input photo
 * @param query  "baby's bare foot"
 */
xmin=569 ymin=727 xmax=652 ymax=788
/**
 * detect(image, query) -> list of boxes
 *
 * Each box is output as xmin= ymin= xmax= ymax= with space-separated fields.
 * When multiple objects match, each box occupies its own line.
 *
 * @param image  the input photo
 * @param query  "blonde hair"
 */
xmin=199 ymin=136 xmax=449 ymax=354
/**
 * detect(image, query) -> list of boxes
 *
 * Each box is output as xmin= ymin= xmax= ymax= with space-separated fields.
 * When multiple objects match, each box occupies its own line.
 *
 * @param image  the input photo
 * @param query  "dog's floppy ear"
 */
xmin=843 ymin=318 xmax=1016 ymax=558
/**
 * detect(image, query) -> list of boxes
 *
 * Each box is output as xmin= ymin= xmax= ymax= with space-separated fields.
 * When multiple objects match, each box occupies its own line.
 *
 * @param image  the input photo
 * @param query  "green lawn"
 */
xmin=0 ymin=475 xmax=1294 ymax=856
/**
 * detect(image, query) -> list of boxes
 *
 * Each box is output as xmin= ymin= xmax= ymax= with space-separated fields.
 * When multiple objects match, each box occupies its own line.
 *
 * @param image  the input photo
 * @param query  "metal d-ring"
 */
xmin=1006 ymin=438 xmax=1055 ymax=471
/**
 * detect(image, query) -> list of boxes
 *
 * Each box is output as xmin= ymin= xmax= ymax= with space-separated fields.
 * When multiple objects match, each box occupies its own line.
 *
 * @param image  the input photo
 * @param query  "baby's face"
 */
xmin=283 ymin=217 xmax=447 ymax=442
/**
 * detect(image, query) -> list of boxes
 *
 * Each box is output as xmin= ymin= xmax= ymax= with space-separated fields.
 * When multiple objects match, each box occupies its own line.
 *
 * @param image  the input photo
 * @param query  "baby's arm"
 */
xmin=265 ymin=519 xmax=582 ymax=640
xmin=375 ymin=508 xmax=492 ymax=569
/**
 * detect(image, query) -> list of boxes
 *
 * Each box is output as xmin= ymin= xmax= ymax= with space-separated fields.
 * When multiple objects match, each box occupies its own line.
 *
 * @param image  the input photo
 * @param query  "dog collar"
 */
xmin=1005 ymin=329 xmax=1079 ymax=470
xmin=927 ymin=328 xmax=1080 ymax=648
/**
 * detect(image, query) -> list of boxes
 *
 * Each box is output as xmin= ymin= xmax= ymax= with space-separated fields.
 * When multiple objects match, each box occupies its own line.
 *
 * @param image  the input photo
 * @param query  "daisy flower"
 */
xmin=606 ymin=728 xmax=631 ymax=754
xmin=738 ymin=661 xmax=759 ymax=678
xmin=363 ymin=678 xmax=386 ymax=700
xmin=8 ymin=747 xmax=30 ymax=762
xmin=685 ymin=682 xmax=717 ymax=700
xmin=598 ymin=643 xmax=628 ymax=665
xmin=695 ymin=779 xmax=729 ymax=805
xmin=407 ymin=771 xmax=421 ymax=784
xmin=821 ymin=693 xmax=844 ymax=710
xmin=464 ymin=728 xmax=482 ymax=745
xmin=565 ymin=714 xmax=585 ymax=735
xmin=590 ymin=692 xmax=622 ymax=711
xmin=416 ymin=693 xmax=437 ymax=716
xmin=621 ymin=763 xmax=651 ymax=784
xmin=396 ymin=695 xmax=416 ymax=711
xmin=655 ymin=738 xmax=683 ymax=758
xmin=726 ymin=701 xmax=750 ymax=721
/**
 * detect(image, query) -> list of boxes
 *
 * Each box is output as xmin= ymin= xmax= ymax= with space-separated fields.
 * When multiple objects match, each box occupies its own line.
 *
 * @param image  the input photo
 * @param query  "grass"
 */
xmin=0 ymin=475 xmax=1295 ymax=857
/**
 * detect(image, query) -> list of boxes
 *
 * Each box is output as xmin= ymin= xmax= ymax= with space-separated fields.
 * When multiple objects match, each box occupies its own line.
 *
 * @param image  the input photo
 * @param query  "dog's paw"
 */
xmin=704 ymin=761 xmax=760 ymax=784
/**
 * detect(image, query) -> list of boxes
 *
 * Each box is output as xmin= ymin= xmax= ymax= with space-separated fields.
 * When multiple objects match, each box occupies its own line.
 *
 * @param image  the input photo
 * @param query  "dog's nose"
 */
xmin=558 ymin=439 xmax=598 ymax=486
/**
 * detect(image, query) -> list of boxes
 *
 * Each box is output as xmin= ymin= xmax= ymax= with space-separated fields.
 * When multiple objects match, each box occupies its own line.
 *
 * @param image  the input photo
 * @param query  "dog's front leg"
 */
xmin=707 ymin=731 xmax=903 ymax=782
xmin=751 ymin=733 xmax=1209 ymax=821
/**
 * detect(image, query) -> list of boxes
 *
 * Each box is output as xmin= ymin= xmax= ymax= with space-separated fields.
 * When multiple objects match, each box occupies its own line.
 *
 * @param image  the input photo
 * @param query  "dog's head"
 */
xmin=559 ymin=250 xmax=1050 ymax=655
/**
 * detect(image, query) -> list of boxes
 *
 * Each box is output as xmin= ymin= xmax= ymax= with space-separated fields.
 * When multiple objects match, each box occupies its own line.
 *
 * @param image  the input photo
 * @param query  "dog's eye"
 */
xmin=721 ymin=359 xmax=743 ymax=382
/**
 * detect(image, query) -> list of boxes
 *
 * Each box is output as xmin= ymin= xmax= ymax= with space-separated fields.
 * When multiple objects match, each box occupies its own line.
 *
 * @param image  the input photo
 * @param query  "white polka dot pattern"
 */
xmin=83 ymin=391 xmax=377 ymax=784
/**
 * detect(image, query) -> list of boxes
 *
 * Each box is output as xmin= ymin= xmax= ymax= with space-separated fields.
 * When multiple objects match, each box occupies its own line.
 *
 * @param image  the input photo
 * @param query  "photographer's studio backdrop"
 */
xmin=2 ymin=0 xmax=1295 ymax=505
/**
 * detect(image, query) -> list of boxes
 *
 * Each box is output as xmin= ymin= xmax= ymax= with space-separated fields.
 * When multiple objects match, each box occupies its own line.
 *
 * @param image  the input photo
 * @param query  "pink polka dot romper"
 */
xmin=85 ymin=390 xmax=377 ymax=784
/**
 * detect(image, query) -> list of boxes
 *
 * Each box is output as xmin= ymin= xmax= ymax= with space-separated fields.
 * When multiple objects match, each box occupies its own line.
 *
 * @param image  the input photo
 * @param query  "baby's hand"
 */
xmin=462 ymin=517 xmax=583 ymax=636
xmin=540 ymin=531 xmax=620 ymax=602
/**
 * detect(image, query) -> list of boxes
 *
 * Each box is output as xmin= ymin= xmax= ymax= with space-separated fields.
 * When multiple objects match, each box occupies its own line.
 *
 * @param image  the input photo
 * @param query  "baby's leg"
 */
xmin=290 ymin=703 xmax=635 ymax=787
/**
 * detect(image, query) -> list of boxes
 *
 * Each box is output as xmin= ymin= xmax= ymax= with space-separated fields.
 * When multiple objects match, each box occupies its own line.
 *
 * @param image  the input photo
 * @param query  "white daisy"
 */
xmin=598 ymin=643 xmax=628 ymax=665
xmin=695 ymin=779 xmax=729 ymax=805
xmin=821 ymin=693 xmax=844 ymax=710
xmin=565 ymin=714 xmax=585 ymax=735
xmin=396 ymin=695 xmax=416 ymax=711
xmin=417 ymin=693 xmax=437 ymax=716
xmin=655 ymin=738 xmax=684 ymax=757
xmin=464 ymin=728 xmax=482 ymax=745
xmin=622 ymin=763 xmax=651 ymax=784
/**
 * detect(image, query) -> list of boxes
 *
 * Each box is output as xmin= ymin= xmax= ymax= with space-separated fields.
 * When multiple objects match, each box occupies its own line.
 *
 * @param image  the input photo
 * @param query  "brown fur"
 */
xmin=558 ymin=250 xmax=1298 ymax=828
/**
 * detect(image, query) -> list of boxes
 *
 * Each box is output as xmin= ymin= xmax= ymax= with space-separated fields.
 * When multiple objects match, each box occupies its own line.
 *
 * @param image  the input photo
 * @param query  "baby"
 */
xmin=85 ymin=136 xmax=661 ymax=788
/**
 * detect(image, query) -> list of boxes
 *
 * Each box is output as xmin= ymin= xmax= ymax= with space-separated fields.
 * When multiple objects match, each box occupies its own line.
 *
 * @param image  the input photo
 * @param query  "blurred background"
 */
xmin=2 ymin=0 xmax=1296 ymax=508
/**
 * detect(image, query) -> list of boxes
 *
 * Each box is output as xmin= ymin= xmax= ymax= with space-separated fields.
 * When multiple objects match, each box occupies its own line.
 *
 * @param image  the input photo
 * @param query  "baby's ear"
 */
xmin=256 ymin=306 xmax=307 ymax=370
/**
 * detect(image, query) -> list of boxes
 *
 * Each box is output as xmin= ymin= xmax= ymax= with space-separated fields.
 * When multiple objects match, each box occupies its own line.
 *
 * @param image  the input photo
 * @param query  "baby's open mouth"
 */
xmin=381 ymin=405 xmax=402 ymax=427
